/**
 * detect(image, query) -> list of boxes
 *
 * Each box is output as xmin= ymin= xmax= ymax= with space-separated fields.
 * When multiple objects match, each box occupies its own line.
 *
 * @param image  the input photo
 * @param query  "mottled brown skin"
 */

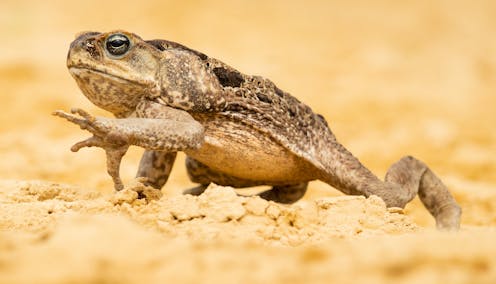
xmin=54 ymin=30 xmax=461 ymax=230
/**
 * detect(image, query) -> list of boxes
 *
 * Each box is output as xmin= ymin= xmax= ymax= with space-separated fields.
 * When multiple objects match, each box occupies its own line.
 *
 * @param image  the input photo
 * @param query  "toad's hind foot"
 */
xmin=183 ymin=184 xmax=209 ymax=196
xmin=385 ymin=156 xmax=461 ymax=230
xmin=258 ymin=183 xmax=308 ymax=204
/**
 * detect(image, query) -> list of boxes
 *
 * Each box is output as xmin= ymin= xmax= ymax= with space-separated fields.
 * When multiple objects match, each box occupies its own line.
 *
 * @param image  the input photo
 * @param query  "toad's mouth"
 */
xmin=68 ymin=66 xmax=152 ymax=87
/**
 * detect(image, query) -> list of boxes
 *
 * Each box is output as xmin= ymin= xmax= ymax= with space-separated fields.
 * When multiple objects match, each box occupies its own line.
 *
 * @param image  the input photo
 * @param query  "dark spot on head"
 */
xmin=146 ymin=39 xmax=208 ymax=60
xmin=212 ymin=67 xmax=245 ymax=88
xmin=256 ymin=93 xmax=272 ymax=104
xmin=147 ymin=40 xmax=166 ymax=51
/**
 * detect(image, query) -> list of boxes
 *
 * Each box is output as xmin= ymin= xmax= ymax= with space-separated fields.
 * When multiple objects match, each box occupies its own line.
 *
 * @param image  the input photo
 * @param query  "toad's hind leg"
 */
xmin=385 ymin=156 xmax=461 ymax=230
xmin=184 ymin=157 xmax=308 ymax=203
xmin=136 ymin=150 xmax=177 ymax=189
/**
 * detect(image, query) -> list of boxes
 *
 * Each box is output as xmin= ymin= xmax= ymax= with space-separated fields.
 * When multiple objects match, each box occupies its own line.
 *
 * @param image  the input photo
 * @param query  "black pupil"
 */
xmin=106 ymin=34 xmax=130 ymax=56
xmin=110 ymin=39 xmax=125 ymax=47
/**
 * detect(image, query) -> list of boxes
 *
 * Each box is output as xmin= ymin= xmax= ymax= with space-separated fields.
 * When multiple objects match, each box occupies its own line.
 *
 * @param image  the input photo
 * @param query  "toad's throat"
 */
xmin=68 ymin=67 xmax=152 ymax=117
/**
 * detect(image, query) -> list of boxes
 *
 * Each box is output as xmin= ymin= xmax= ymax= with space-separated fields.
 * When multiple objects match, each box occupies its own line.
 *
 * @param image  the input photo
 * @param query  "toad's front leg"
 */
xmin=53 ymin=107 xmax=204 ymax=190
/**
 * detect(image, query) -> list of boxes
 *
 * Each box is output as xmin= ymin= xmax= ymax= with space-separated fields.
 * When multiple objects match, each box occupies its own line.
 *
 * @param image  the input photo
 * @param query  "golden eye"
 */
xmin=105 ymin=34 xmax=130 ymax=56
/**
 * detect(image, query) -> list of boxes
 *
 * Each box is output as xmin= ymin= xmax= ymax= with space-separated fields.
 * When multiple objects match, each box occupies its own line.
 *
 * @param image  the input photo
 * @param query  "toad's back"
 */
xmin=188 ymin=57 xmax=337 ymax=175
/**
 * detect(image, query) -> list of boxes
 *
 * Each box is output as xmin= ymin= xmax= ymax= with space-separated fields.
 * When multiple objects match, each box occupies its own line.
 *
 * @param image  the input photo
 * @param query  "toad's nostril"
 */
xmin=84 ymin=40 xmax=95 ymax=49
xmin=82 ymin=39 xmax=100 ymax=60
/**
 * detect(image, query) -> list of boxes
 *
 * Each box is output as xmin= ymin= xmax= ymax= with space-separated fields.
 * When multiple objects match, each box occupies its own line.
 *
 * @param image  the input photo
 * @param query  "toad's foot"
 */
xmin=54 ymin=107 xmax=204 ymax=191
xmin=54 ymin=108 xmax=130 ymax=190
xmin=384 ymin=156 xmax=462 ymax=230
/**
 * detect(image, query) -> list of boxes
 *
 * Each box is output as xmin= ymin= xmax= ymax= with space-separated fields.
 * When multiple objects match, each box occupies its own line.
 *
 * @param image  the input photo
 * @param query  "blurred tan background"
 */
xmin=0 ymin=0 xmax=495 ymax=227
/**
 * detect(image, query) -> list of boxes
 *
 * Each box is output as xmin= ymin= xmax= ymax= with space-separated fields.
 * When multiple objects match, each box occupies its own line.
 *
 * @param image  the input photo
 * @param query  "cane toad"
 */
xmin=54 ymin=30 xmax=461 ymax=230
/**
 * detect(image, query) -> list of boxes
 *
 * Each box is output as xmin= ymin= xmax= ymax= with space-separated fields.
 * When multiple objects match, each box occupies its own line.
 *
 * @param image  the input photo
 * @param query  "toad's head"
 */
xmin=67 ymin=31 xmax=161 ymax=117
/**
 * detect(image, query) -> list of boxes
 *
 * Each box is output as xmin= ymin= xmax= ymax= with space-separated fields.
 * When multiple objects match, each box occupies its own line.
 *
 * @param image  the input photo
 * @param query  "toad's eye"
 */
xmin=105 ymin=34 xmax=130 ymax=56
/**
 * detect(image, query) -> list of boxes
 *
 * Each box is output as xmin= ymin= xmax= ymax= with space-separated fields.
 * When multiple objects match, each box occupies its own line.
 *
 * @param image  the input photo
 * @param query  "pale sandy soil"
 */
xmin=0 ymin=1 xmax=495 ymax=283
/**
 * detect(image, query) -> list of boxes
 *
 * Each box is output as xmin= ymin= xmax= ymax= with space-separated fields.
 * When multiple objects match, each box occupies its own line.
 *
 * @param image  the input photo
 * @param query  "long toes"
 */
xmin=70 ymin=136 xmax=104 ymax=152
xmin=71 ymin=108 xmax=95 ymax=122
xmin=54 ymin=112 xmax=90 ymax=128
xmin=53 ymin=110 xmax=84 ymax=123
xmin=54 ymin=110 xmax=100 ymax=133
xmin=52 ymin=110 xmax=65 ymax=117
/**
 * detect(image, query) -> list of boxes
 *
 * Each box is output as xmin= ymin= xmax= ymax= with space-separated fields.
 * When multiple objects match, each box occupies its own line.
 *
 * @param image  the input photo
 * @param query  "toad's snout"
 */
xmin=67 ymin=32 xmax=102 ymax=66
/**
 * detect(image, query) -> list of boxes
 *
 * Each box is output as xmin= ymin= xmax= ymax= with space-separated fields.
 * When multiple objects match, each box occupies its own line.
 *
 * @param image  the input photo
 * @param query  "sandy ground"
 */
xmin=1 ymin=0 xmax=495 ymax=283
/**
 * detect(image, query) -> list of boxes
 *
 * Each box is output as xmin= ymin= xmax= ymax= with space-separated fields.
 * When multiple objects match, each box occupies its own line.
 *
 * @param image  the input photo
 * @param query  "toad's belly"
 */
xmin=185 ymin=120 xmax=317 ymax=183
